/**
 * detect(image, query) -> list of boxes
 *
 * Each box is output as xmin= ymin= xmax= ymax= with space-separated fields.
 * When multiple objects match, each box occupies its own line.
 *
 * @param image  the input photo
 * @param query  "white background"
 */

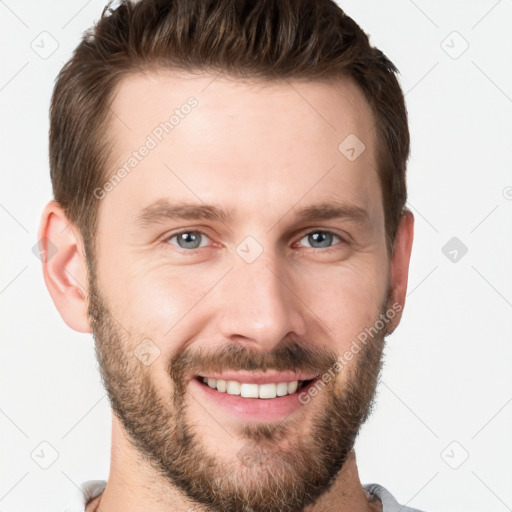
xmin=1 ymin=1 xmax=511 ymax=511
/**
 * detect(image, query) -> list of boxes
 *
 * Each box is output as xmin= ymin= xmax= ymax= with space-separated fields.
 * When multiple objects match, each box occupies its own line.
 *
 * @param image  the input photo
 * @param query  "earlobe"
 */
xmin=386 ymin=209 xmax=414 ymax=334
xmin=37 ymin=200 xmax=92 ymax=333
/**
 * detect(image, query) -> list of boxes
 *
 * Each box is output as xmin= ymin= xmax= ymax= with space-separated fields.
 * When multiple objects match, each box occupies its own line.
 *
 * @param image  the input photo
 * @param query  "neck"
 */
xmin=86 ymin=416 xmax=381 ymax=512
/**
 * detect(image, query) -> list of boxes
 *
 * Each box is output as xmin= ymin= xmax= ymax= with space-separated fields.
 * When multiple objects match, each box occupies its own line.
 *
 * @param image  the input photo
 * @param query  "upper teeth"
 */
xmin=201 ymin=377 xmax=300 ymax=399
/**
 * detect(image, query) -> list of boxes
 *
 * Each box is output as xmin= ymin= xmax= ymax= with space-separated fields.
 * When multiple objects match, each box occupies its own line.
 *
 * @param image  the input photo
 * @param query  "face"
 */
xmin=87 ymin=70 xmax=395 ymax=512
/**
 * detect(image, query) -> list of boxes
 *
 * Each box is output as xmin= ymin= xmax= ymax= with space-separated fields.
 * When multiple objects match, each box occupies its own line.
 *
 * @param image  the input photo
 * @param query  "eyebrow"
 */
xmin=134 ymin=198 xmax=370 ymax=228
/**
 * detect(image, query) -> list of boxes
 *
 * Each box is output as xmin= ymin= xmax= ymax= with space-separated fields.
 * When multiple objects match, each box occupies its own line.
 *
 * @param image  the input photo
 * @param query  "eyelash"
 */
xmin=163 ymin=229 xmax=345 ymax=253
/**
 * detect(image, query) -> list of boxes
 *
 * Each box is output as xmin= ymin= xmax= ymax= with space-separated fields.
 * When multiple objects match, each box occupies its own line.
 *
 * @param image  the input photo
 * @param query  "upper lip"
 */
xmin=193 ymin=371 xmax=320 ymax=385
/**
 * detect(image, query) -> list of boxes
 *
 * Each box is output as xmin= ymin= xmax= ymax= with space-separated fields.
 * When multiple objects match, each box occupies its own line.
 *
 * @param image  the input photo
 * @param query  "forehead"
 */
xmin=99 ymin=69 xmax=381 ymax=231
xmin=109 ymin=70 xmax=376 ymax=150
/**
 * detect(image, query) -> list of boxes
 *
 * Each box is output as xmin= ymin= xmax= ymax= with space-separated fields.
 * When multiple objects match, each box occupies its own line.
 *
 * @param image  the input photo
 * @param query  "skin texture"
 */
xmin=39 ymin=70 xmax=414 ymax=512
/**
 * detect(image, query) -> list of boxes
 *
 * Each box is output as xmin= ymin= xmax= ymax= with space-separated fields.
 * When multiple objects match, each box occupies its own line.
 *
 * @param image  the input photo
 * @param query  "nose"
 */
xmin=216 ymin=254 xmax=307 ymax=352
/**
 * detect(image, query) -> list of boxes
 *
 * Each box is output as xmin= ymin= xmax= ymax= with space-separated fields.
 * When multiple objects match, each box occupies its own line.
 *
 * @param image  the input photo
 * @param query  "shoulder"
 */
xmin=363 ymin=483 xmax=429 ymax=512
xmin=62 ymin=480 xmax=107 ymax=512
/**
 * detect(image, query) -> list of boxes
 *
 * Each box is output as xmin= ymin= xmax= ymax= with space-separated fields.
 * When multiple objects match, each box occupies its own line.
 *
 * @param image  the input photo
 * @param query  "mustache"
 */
xmin=167 ymin=341 xmax=339 ymax=391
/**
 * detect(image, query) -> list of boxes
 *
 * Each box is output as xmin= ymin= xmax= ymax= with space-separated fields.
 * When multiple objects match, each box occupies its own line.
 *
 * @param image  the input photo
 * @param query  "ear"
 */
xmin=37 ymin=200 xmax=91 ymax=333
xmin=386 ymin=209 xmax=414 ymax=334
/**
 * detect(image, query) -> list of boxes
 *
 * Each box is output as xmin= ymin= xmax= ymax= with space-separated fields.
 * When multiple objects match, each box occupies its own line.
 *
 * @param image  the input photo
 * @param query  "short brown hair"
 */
xmin=49 ymin=0 xmax=409 ymax=268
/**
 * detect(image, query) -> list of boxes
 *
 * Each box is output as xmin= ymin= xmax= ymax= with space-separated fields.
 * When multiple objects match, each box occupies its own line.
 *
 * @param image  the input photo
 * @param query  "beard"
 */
xmin=87 ymin=268 xmax=392 ymax=512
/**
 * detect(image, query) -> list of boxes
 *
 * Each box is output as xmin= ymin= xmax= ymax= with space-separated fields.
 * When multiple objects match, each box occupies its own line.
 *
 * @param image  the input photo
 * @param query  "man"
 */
xmin=38 ymin=0 xmax=421 ymax=510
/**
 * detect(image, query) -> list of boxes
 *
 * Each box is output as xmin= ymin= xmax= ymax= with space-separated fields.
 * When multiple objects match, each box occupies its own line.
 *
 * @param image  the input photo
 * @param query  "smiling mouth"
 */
xmin=194 ymin=375 xmax=317 ymax=399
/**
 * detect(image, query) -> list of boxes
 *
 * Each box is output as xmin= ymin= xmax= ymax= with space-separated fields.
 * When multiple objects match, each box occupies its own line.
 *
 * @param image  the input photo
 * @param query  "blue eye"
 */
xmin=164 ymin=229 xmax=344 ymax=253
xmin=166 ymin=231 xmax=211 ymax=250
xmin=298 ymin=230 xmax=343 ymax=250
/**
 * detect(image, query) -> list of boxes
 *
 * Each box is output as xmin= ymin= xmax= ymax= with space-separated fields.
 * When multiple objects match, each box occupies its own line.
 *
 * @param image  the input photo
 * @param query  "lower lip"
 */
xmin=189 ymin=377 xmax=318 ymax=421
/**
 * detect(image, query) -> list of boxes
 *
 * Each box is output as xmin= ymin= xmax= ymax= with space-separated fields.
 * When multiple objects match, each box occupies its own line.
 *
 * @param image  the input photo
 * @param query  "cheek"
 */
xmin=104 ymin=263 xmax=215 ymax=350
xmin=300 ymin=262 xmax=388 ymax=344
